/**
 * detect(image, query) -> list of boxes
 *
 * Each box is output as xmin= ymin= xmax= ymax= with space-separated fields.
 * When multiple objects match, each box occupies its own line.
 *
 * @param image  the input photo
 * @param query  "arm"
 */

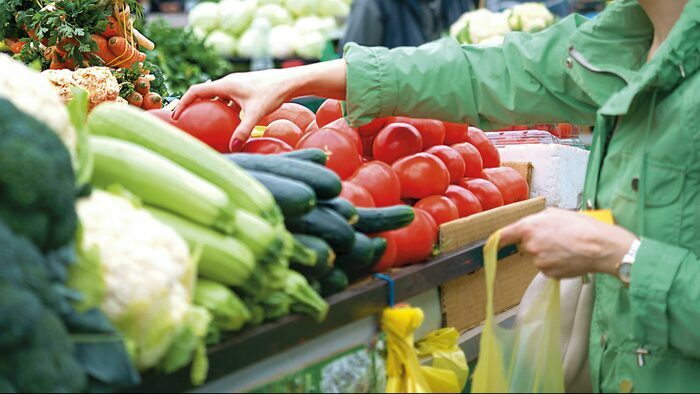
xmin=344 ymin=14 xmax=599 ymax=129
xmin=500 ymin=209 xmax=700 ymax=358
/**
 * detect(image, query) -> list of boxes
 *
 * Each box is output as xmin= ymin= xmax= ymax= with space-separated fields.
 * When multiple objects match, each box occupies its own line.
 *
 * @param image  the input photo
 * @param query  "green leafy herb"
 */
xmin=143 ymin=19 xmax=230 ymax=96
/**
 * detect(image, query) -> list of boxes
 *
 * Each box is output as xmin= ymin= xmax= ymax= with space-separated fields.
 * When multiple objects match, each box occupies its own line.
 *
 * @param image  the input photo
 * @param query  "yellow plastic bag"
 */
xmin=471 ymin=231 xmax=565 ymax=393
xmin=382 ymin=306 xmax=469 ymax=393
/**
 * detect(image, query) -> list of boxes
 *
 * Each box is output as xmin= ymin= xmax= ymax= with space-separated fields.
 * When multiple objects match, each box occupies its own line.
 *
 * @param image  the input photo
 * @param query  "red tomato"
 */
xmin=242 ymin=137 xmax=293 ymax=154
xmin=443 ymin=121 xmax=469 ymax=145
xmin=553 ymin=123 xmax=576 ymax=139
xmin=348 ymin=161 xmax=402 ymax=207
xmin=358 ymin=117 xmax=388 ymax=137
xmin=451 ymin=142 xmax=484 ymax=178
xmin=373 ymin=122 xmax=423 ymax=164
xmin=305 ymin=119 xmax=320 ymax=134
xmin=297 ymin=129 xmax=362 ymax=179
xmin=167 ymin=100 xmax=240 ymax=153
xmin=482 ymin=167 xmax=529 ymax=204
xmin=459 ymin=178 xmax=504 ymax=211
xmin=466 ymin=127 xmax=500 ymax=168
xmin=392 ymin=208 xmax=438 ymax=267
xmin=425 ymin=145 xmax=466 ymax=184
xmin=414 ymin=195 xmax=460 ymax=226
xmin=259 ymin=102 xmax=315 ymax=131
xmin=324 ymin=118 xmax=363 ymax=155
xmin=315 ymin=99 xmax=344 ymax=127
xmin=148 ymin=109 xmax=176 ymax=126
xmin=390 ymin=117 xmax=445 ymax=148
xmin=372 ymin=232 xmax=398 ymax=272
xmin=445 ymin=185 xmax=483 ymax=217
xmin=340 ymin=181 xmax=376 ymax=208
xmin=261 ymin=119 xmax=303 ymax=147
xmin=391 ymin=153 xmax=450 ymax=199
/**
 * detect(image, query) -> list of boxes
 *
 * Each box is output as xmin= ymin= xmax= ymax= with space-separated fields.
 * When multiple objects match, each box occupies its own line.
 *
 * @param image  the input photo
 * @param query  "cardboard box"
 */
xmin=439 ymin=197 xmax=546 ymax=332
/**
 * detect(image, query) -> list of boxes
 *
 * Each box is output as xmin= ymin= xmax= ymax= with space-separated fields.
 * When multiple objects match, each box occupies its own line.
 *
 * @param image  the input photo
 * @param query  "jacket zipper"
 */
xmin=569 ymin=46 xmax=627 ymax=210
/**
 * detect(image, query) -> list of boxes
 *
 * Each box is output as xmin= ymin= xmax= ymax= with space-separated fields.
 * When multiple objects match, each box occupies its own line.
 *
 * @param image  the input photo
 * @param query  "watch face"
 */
xmin=619 ymin=263 xmax=633 ymax=284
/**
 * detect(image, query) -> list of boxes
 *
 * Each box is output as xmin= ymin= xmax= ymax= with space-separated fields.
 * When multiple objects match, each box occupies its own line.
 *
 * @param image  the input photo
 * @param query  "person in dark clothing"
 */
xmin=340 ymin=0 xmax=475 ymax=49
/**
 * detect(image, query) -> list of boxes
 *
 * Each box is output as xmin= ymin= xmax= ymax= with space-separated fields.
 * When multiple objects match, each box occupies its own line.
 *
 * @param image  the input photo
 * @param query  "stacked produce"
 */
xmin=85 ymin=103 xmax=328 ymax=364
xmin=152 ymin=98 xmax=528 ymax=283
xmin=188 ymin=0 xmax=351 ymax=60
xmin=0 ymin=58 xmax=139 ymax=392
xmin=0 ymin=0 xmax=166 ymax=109
xmin=450 ymin=3 xmax=555 ymax=45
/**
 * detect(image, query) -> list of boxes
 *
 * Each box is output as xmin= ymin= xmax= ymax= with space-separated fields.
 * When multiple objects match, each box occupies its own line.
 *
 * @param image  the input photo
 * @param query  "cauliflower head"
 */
xmin=507 ymin=3 xmax=555 ymax=33
xmin=43 ymin=67 xmax=120 ymax=110
xmin=77 ymin=190 xmax=196 ymax=371
xmin=0 ymin=54 xmax=76 ymax=158
xmin=451 ymin=9 xmax=511 ymax=45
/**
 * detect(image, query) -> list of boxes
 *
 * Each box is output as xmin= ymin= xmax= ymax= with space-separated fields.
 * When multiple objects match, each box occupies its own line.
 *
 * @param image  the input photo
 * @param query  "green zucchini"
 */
xmin=320 ymin=268 xmax=349 ymax=297
xmin=227 ymin=154 xmax=342 ymax=199
xmin=280 ymin=149 xmax=328 ymax=165
xmin=319 ymin=198 xmax=358 ymax=224
xmin=290 ymin=234 xmax=335 ymax=278
xmin=286 ymin=208 xmax=356 ymax=254
xmin=354 ymin=206 xmax=415 ymax=234
xmin=369 ymin=237 xmax=388 ymax=267
xmin=335 ymin=232 xmax=375 ymax=275
xmin=248 ymin=170 xmax=317 ymax=218
xmin=87 ymin=103 xmax=282 ymax=224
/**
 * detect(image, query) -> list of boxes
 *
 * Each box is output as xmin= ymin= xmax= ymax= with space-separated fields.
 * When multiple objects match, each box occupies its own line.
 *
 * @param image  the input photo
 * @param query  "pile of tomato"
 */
xmin=149 ymin=98 xmax=530 ymax=271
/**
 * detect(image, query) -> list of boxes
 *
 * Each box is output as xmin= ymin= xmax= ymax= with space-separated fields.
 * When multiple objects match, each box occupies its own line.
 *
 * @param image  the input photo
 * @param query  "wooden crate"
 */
xmin=439 ymin=197 xmax=546 ymax=332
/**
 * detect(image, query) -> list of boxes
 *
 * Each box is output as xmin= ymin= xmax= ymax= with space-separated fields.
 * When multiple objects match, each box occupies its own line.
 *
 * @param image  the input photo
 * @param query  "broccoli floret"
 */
xmin=0 ymin=375 xmax=16 ymax=393
xmin=0 ymin=281 xmax=42 ymax=348
xmin=0 ymin=97 xmax=77 ymax=251
xmin=0 ymin=220 xmax=53 ymax=303
xmin=0 ymin=311 xmax=87 ymax=393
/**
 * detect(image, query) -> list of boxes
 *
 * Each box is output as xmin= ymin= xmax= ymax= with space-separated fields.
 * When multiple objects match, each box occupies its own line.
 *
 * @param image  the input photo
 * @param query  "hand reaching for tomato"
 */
xmin=174 ymin=59 xmax=348 ymax=152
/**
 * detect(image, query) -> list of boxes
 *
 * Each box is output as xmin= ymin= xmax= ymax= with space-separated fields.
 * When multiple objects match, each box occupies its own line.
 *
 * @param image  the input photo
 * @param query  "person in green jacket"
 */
xmin=175 ymin=0 xmax=699 ymax=391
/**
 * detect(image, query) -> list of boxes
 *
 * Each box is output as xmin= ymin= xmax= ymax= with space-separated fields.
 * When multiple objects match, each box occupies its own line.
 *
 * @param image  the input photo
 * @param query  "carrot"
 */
xmin=135 ymin=76 xmax=150 ymax=96
xmin=142 ymin=92 xmax=163 ymax=110
xmin=136 ymin=51 xmax=147 ymax=62
xmin=6 ymin=39 xmax=26 ymax=54
xmin=127 ymin=91 xmax=144 ymax=108
xmin=102 ymin=16 xmax=123 ymax=38
xmin=91 ymin=34 xmax=117 ymax=65
xmin=108 ymin=36 xmax=139 ymax=68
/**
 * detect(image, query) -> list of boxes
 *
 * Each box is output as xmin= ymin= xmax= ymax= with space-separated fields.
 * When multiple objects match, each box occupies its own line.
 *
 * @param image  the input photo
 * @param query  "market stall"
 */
xmin=0 ymin=1 xmax=592 ymax=393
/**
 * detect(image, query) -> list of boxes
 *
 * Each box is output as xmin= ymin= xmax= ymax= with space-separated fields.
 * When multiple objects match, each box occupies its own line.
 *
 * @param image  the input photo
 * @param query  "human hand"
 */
xmin=173 ymin=69 xmax=296 ymax=151
xmin=499 ymin=208 xmax=637 ymax=279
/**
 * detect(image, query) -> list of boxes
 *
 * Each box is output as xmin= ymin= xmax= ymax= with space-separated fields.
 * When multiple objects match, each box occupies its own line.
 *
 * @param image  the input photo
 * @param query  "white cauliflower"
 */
xmin=0 ymin=54 xmax=76 ymax=157
xmin=77 ymin=190 xmax=198 ymax=371
xmin=450 ymin=9 xmax=511 ymax=45
xmin=507 ymin=3 xmax=555 ymax=33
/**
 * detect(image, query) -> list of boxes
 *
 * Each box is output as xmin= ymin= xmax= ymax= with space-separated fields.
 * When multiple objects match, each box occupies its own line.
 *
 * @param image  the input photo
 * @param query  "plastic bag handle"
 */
xmin=483 ymin=231 xmax=502 ymax=325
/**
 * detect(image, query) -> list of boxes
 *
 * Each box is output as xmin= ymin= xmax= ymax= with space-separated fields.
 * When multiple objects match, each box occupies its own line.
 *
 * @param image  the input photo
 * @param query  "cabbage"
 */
xmin=318 ymin=0 xmax=350 ymax=18
xmin=218 ymin=0 xmax=257 ymax=35
xmin=284 ymin=0 xmax=319 ymax=17
xmin=294 ymin=16 xmax=336 ymax=36
xmin=189 ymin=26 xmax=208 ymax=40
xmin=294 ymin=31 xmax=326 ymax=59
xmin=237 ymin=28 xmax=256 ymax=58
xmin=269 ymin=25 xmax=298 ymax=58
xmin=255 ymin=4 xmax=292 ymax=26
xmin=205 ymin=31 xmax=238 ymax=57
xmin=188 ymin=2 xmax=220 ymax=32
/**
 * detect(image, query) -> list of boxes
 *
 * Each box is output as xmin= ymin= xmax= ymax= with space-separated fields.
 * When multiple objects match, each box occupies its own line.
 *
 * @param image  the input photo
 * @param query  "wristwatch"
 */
xmin=617 ymin=239 xmax=641 ymax=285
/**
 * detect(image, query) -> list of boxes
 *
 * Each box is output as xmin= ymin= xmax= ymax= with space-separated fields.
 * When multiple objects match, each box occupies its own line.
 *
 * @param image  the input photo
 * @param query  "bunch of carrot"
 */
xmin=125 ymin=74 xmax=163 ymax=110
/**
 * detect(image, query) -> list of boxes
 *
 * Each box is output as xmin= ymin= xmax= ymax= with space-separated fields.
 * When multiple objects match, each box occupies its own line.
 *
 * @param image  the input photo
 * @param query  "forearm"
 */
xmin=284 ymin=59 xmax=347 ymax=102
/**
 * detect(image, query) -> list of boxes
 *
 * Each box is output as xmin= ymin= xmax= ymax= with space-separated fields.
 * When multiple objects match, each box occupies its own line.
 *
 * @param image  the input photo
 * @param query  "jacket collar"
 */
xmin=569 ymin=0 xmax=700 ymax=116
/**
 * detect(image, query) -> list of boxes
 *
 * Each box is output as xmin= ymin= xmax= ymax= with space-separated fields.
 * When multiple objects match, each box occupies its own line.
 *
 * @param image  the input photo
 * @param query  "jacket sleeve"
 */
xmin=344 ymin=14 xmax=598 ymax=130
xmin=630 ymin=238 xmax=700 ymax=357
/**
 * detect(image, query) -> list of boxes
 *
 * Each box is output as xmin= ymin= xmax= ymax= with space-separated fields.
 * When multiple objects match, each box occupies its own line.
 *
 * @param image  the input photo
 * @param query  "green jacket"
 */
xmin=344 ymin=1 xmax=700 ymax=392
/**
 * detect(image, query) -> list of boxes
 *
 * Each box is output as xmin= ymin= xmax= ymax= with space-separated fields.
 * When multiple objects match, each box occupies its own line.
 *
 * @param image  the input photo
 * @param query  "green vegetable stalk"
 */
xmin=194 ymin=279 xmax=251 ymax=332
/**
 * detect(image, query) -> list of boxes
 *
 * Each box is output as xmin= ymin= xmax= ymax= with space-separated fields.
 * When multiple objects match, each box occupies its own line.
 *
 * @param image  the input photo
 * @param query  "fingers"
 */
xmin=499 ymin=221 xmax=527 ymax=248
xmin=174 ymin=82 xmax=227 ymax=120
xmin=229 ymin=115 xmax=258 ymax=152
